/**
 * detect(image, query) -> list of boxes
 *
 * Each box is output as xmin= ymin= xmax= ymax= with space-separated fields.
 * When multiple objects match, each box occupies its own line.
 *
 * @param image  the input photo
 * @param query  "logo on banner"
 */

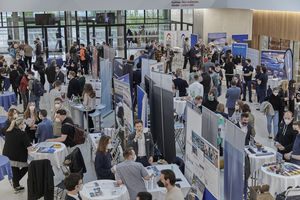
xmin=166 ymin=33 xmax=172 ymax=45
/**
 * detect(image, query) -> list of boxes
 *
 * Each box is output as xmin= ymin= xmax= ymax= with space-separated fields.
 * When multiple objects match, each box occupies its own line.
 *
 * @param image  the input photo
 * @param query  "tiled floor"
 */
xmin=0 ymin=65 xmax=276 ymax=199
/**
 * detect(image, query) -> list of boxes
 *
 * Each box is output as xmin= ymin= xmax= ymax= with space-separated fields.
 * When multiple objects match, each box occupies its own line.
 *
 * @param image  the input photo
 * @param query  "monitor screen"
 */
xmin=35 ymin=14 xmax=55 ymax=25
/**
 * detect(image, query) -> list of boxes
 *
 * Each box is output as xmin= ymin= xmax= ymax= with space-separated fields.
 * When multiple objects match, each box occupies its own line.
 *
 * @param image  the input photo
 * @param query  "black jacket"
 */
xmin=67 ymin=78 xmax=80 ymax=99
xmin=9 ymin=69 xmax=20 ymax=88
xmin=201 ymin=72 xmax=211 ymax=94
xmin=275 ymin=121 xmax=297 ymax=154
xmin=127 ymin=131 xmax=154 ymax=159
xmin=65 ymin=147 xmax=87 ymax=176
xmin=55 ymin=71 xmax=65 ymax=83
xmin=27 ymin=159 xmax=54 ymax=200
xmin=3 ymin=128 xmax=31 ymax=162
xmin=36 ymin=56 xmax=45 ymax=72
xmin=268 ymin=94 xmax=282 ymax=111
xmin=45 ymin=65 xmax=56 ymax=84
xmin=65 ymin=193 xmax=82 ymax=200
xmin=203 ymin=99 xmax=219 ymax=112
xmin=236 ymin=122 xmax=252 ymax=146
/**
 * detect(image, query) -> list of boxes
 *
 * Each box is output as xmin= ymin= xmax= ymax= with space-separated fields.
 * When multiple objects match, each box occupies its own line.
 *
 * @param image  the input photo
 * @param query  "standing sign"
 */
xmin=247 ymin=48 xmax=260 ymax=70
xmin=261 ymin=50 xmax=286 ymax=79
xmin=176 ymin=31 xmax=192 ymax=48
xmin=137 ymin=86 xmax=148 ymax=128
xmin=191 ymin=34 xmax=198 ymax=48
xmin=232 ymin=43 xmax=248 ymax=58
xmin=164 ymin=31 xmax=177 ymax=48
xmin=284 ymin=49 xmax=293 ymax=80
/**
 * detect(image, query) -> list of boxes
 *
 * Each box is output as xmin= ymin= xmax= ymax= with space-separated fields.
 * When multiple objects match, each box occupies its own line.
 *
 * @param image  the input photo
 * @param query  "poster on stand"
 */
xmin=137 ymin=86 xmax=147 ymax=128
xmin=176 ymin=31 xmax=192 ymax=48
xmin=232 ymin=34 xmax=248 ymax=43
xmin=232 ymin=43 xmax=248 ymax=58
xmin=208 ymin=32 xmax=226 ymax=49
xmin=185 ymin=103 xmax=219 ymax=200
xmin=191 ymin=34 xmax=198 ymax=48
xmin=247 ymin=48 xmax=260 ymax=70
xmin=142 ymin=58 xmax=157 ymax=84
xmin=261 ymin=50 xmax=286 ymax=79
xmin=92 ymin=48 xmax=99 ymax=78
xmin=100 ymin=60 xmax=112 ymax=115
xmin=284 ymin=49 xmax=293 ymax=80
xmin=150 ymin=70 xmax=173 ymax=92
xmin=164 ymin=31 xmax=177 ymax=48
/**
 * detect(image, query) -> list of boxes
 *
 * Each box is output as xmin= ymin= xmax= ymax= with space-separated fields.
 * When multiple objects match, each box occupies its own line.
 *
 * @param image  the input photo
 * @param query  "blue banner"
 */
xmin=137 ymin=86 xmax=148 ymax=128
xmin=100 ymin=60 xmax=112 ymax=116
xmin=232 ymin=43 xmax=247 ymax=58
xmin=118 ymin=73 xmax=130 ymax=83
xmin=191 ymin=34 xmax=198 ymax=48
xmin=232 ymin=34 xmax=248 ymax=43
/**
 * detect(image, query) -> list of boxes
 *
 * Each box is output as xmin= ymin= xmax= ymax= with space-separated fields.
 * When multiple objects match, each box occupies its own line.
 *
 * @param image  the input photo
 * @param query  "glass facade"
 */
xmin=0 ymin=10 xmax=193 ymax=58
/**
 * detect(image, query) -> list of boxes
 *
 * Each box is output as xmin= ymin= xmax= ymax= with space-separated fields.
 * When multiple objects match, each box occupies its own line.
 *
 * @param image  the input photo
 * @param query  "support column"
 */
xmin=117 ymin=10 xmax=124 ymax=57
xmin=65 ymin=11 xmax=73 ymax=51
xmin=12 ymin=12 xmax=20 ymax=42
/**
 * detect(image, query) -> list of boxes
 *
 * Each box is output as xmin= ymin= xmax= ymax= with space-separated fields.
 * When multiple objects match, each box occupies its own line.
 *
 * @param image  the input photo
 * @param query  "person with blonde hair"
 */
xmin=82 ymin=83 xmax=96 ymax=132
xmin=94 ymin=135 xmax=115 ymax=180
xmin=3 ymin=117 xmax=33 ymax=192
xmin=215 ymin=103 xmax=228 ymax=119
xmin=1 ymin=108 xmax=19 ymax=136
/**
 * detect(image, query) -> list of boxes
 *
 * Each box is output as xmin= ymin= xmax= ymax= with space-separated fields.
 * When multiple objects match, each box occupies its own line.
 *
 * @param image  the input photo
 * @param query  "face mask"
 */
xmin=55 ymin=118 xmax=61 ymax=122
xmin=235 ymin=105 xmax=239 ymax=110
xmin=284 ymin=119 xmax=292 ymax=125
xmin=29 ymin=106 xmax=35 ymax=111
xmin=273 ymin=93 xmax=278 ymax=96
xmin=208 ymin=97 xmax=213 ymax=101
xmin=14 ymin=114 xmax=18 ymax=119
xmin=55 ymin=70 xmax=58 ymax=73
xmin=106 ymin=144 xmax=113 ymax=150
xmin=133 ymin=155 xmax=137 ymax=161
xmin=241 ymin=122 xmax=248 ymax=126
xmin=55 ymin=104 xmax=61 ymax=109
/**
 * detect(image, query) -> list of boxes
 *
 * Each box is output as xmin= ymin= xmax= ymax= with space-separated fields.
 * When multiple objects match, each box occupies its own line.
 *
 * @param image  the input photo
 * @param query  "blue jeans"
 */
xmin=258 ymin=88 xmax=266 ymax=103
xmin=266 ymin=111 xmax=279 ymax=137
xmin=29 ymin=94 xmax=40 ymax=111
xmin=243 ymin=81 xmax=252 ymax=101
xmin=217 ymin=85 xmax=222 ymax=97
xmin=136 ymin=156 xmax=150 ymax=167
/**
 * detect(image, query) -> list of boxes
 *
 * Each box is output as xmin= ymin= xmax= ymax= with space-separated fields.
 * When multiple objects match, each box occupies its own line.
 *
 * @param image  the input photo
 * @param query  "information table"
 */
xmin=0 ymin=91 xmax=17 ymax=111
xmin=80 ymin=180 xmax=129 ymax=200
xmin=261 ymin=163 xmax=300 ymax=196
xmin=145 ymin=164 xmax=191 ymax=200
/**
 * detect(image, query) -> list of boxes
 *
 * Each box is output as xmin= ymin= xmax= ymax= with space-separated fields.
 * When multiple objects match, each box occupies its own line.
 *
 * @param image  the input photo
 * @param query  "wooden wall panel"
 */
xmin=252 ymin=10 xmax=300 ymax=49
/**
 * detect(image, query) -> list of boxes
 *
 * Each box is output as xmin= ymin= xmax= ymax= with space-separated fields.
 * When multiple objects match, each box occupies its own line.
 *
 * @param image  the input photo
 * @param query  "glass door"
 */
xmin=107 ymin=25 xmax=125 ymax=58
xmin=46 ymin=27 xmax=65 ymax=58
xmin=89 ymin=26 xmax=106 ymax=46
xmin=26 ymin=27 xmax=44 ymax=61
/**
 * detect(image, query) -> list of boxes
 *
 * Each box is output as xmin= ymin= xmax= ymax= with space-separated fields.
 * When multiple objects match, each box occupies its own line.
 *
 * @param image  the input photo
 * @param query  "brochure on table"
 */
xmin=185 ymin=102 xmax=220 ymax=200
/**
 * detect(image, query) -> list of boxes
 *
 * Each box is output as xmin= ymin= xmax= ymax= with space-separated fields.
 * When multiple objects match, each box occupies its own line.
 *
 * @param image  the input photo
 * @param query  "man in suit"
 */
xmin=64 ymin=173 xmax=82 ymax=200
xmin=127 ymin=120 xmax=154 ymax=167
xmin=182 ymin=37 xmax=190 ymax=70
xmin=226 ymin=80 xmax=241 ymax=117
xmin=236 ymin=113 xmax=252 ymax=145
xmin=67 ymin=71 xmax=80 ymax=99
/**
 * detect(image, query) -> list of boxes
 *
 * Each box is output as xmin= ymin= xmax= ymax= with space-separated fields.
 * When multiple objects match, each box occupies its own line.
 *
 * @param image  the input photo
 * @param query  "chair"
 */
xmin=54 ymin=161 xmax=71 ymax=200
xmin=64 ymin=147 xmax=87 ymax=177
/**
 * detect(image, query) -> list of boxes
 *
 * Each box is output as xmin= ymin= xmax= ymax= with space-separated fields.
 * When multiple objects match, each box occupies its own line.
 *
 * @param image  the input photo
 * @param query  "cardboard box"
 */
xmin=250 ymin=185 xmax=274 ymax=200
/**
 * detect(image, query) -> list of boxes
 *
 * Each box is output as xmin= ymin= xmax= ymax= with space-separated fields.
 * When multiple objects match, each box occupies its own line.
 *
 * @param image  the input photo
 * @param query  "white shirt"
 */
xmin=49 ymin=88 xmax=61 ymax=112
xmin=137 ymin=132 xmax=146 ymax=157
xmin=188 ymin=82 xmax=203 ymax=98
xmin=239 ymin=122 xmax=248 ymax=133
xmin=165 ymin=186 xmax=184 ymax=200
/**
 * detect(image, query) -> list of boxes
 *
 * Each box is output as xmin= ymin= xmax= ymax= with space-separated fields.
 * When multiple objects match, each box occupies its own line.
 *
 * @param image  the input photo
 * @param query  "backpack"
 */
xmin=33 ymin=79 xmax=44 ymax=97
xmin=84 ymin=50 xmax=90 ymax=61
xmin=66 ymin=123 xmax=85 ymax=145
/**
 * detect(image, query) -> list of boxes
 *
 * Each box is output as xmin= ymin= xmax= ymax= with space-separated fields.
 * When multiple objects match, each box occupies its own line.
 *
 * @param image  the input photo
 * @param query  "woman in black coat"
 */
xmin=94 ymin=135 xmax=115 ymax=180
xmin=3 ymin=117 xmax=33 ymax=191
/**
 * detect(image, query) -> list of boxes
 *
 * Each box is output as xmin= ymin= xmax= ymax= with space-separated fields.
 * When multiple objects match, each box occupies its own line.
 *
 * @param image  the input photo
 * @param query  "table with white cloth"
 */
xmin=174 ymin=98 xmax=186 ymax=116
xmin=80 ymin=180 xmax=130 ymax=200
xmin=28 ymin=142 xmax=68 ymax=185
xmin=268 ymin=78 xmax=283 ymax=90
xmin=145 ymin=164 xmax=191 ymax=200
xmin=0 ymin=116 xmax=6 ymax=130
xmin=0 ymin=91 xmax=17 ymax=111
xmin=245 ymin=146 xmax=276 ymax=174
xmin=261 ymin=163 xmax=300 ymax=197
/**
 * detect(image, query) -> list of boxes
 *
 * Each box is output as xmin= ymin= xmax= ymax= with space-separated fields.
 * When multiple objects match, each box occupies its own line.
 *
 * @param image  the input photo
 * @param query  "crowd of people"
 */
xmin=2 ymin=35 xmax=300 ymax=200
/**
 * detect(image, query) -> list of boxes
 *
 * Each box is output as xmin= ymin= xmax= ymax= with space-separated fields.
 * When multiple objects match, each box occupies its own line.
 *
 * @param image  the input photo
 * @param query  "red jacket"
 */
xmin=19 ymin=75 xmax=28 ymax=92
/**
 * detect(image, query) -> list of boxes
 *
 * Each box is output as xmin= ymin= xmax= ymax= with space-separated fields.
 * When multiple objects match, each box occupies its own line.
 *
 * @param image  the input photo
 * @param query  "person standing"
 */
xmin=226 ymin=80 xmax=241 ymax=117
xmin=24 ymin=43 xmax=33 ymax=70
xmin=27 ymin=71 xmax=42 ymax=111
xmin=95 ymin=135 xmax=115 ymax=180
xmin=115 ymin=148 xmax=153 ymax=200
xmin=200 ymin=68 xmax=211 ymax=103
xmin=188 ymin=44 xmax=200 ymax=72
xmin=45 ymin=60 xmax=56 ymax=91
xmin=288 ymin=79 xmax=296 ymax=114
xmin=69 ymin=42 xmax=79 ymax=64
xmin=9 ymin=64 xmax=21 ymax=104
xmin=49 ymin=80 xmax=62 ymax=112
xmin=23 ymin=102 xmax=40 ymax=143
xmin=35 ymin=109 xmax=54 ymax=143
xmin=51 ymin=98 xmax=70 ymax=137
xmin=160 ymin=169 xmax=184 ymax=200
xmin=275 ymin=111 xmax=297 ymax=156
xmin=203 ymin=55 xmax=215 ymax=73
xmin=203 ymin=91 xmax=219 ymax=112
xmin=35 ymin=52 xmax=46 ymax=86
xmin=67 ymin=71 xmax=80 ymax=99
xmin=82 ymin=83 xmax=96 ymax=132
xmin=209 ymin=66 xmax=219 ymax=98
xmin=224 ymin=55 xmax=235 ymax=88
xmin=34 ymin=39 xmax=41 ymax=58
xmin=64 ymin=173 xmax=83 ymax=200
xmin=77 ymin=70 xmax=85 ymax=97
xmin=173 ymin=69 xmax=188 ymax=97
xmin=257 ymin=66 xmax=268 ymax=104
xmin=284 ymin=121 xmax=300 ymax=165
xmin=127 ymin=120 xmax=154 ymax=167
xmin=267 ymin=87 xmax=282 ymax=139
xmin=19 ymin=73 xmax=29 ymax=112
xmin=165 ymin=44 xmax=174 ymax=73
xmin=55 ymin=65 xmax=65 ymax=83
xmin=242 ymin=59 xmax=254 ymax=103
xmin=79 ymin=44 xmax=88 ymax=75
xmin=182 ymin=37 xmax=190 ymax=70
xmin=188 ymin=74 xmax=203 ymax=99
xmin=215 ymin=64 xmax=223 ymax=97
xmin=3 ymin=117 xmax=33 ymax=192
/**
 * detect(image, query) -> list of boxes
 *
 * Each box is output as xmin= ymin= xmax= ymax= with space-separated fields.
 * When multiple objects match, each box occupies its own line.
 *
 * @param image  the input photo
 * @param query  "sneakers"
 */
xmin=14 ymin=186 xmax=25 ymax=193
xmin=268 ymin=135 xmax=273 ymax=139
